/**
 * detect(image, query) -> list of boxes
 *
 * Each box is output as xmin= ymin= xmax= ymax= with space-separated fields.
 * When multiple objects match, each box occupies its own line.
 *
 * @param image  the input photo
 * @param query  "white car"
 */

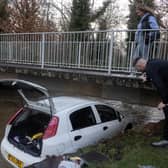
xmin=0 ymin=79 xmax=132 ymax=168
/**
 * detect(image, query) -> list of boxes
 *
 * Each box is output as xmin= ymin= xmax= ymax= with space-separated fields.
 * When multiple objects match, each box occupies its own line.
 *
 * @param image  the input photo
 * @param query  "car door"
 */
xmin=0 ymin=79 xmax=55 ymax=115
xmin=68 ymin=106 xmax=100 ymax=151
xmin=94 ymin=104 xmax=122 ymax=140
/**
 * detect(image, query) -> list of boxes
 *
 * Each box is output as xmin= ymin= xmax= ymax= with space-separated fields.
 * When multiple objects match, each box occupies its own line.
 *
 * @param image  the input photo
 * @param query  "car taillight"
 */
xmin=7 ymin=107 xmax=23 ymax=124
xmin=43 ymin=116 xmax=59 ymax=139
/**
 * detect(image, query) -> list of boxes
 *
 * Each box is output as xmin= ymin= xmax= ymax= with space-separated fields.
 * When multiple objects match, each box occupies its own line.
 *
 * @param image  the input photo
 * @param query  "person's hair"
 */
xmin=133 ymin=57 xmax=142 ymax=66
xmin=136 ymin=4 xmax=165 ymax=28
xmin=136 ymin=4 xmax=155 ymax=16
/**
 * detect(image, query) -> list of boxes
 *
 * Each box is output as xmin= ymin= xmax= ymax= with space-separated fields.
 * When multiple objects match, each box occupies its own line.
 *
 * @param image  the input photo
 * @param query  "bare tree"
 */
xmin=96 ymin=0 xmax=124 ymax=30
xmin=51 ymin=0 xmax=113 ymax=31
xmin=0 ymin=0 xmax=58 ymax=33
xmin=0 ymin=0 xmax=10 ymax=32
xmin=51 ymin=0 xmax=71 ymax=31
xmin=156 ymin=0 xmax=168 ymax=28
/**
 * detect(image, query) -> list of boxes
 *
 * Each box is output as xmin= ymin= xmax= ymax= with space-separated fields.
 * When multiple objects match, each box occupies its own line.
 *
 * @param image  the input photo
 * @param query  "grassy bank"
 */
xmin=80 ymin=131 xmax=168 ymax=168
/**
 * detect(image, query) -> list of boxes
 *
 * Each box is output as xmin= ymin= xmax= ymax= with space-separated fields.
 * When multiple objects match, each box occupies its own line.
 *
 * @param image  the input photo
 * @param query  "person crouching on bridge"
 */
xmin=133 ymin=57 xmax=168 ymax=147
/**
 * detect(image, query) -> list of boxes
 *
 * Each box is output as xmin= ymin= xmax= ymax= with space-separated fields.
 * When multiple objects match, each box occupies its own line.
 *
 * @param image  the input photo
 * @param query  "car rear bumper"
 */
xmin=1 ymin=138 xmax=44 ymax=168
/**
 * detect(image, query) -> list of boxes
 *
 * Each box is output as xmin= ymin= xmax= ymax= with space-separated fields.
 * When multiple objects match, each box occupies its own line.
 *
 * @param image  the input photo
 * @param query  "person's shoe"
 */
xmin=151 ymin=140 xmax=168 ymax=147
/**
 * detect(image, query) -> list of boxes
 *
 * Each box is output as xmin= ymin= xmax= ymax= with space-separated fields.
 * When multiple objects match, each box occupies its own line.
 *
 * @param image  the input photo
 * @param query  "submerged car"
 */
xmin=0 ymin=79 xmax=132 ymax=168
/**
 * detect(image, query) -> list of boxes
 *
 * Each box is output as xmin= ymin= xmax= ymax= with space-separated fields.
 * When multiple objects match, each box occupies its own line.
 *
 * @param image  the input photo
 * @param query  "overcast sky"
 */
xmin=117 ymin=0 xmax=129 ymax=16
xmin=52 ymin=0 xmax=130 ymax=29
xmin=96 ymin=0 xmax=129 ymax=16
xmin=54 ymin=0 xmax=130 ymax=16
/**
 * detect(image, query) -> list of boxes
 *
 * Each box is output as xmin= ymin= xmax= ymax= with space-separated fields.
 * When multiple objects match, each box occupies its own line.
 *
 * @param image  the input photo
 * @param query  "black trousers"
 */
xmin=163 ymin=106 xmax=168 ymax=140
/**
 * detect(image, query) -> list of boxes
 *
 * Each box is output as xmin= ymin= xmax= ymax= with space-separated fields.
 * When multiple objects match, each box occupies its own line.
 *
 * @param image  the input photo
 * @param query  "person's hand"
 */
xmin=139 ymin=73 xmax=147 ymax=82
xmin=157 ymin=102 xmax=166 ymax=110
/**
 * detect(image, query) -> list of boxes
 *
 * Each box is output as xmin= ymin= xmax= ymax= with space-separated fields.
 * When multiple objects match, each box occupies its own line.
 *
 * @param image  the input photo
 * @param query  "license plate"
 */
xmin=8 ymin=153 xmax=24 ymax=168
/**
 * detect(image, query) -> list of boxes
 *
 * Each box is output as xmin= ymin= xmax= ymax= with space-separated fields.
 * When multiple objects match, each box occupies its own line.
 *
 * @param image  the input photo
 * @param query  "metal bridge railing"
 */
xmin=0 ymin=29 xmax=167 ymax=76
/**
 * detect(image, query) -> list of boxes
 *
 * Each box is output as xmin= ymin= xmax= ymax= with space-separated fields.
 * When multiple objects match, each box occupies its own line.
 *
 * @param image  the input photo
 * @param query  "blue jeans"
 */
xmin=133 ymin=42 xmax=150 ymax=59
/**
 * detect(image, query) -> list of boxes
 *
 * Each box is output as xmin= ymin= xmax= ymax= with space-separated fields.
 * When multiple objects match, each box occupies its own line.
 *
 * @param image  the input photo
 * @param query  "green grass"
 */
xmin=80 ymin=131 xmax=168 ymax=168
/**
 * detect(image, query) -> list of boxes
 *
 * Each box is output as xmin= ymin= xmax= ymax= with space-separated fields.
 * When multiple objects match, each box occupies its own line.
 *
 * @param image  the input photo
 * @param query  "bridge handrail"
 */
xmin=0 ymin=29 xmax=167 ymax=76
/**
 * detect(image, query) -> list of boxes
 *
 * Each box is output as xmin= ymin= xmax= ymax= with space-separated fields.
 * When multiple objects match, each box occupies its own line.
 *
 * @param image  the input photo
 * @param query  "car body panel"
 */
xmin=68 ymin=103 xmax=100 ymax=151
xmin=1 ymin=138 xmax=43 ymax=168
xmin=41 ymin=112 xmax=73 ymax=156
xmin=92 ymin=105 xmax=123 ymax=140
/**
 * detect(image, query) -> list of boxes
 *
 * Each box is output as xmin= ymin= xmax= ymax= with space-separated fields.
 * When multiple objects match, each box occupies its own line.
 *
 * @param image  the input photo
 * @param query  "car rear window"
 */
xmin=70 ymin=107 xmax=96 ymax=130
xmin=95 ymin=105 xmax=117 ymax=122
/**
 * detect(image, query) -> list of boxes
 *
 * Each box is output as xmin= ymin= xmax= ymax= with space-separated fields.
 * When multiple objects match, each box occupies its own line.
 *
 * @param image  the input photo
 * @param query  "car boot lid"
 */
xmin=0 ymin=79 xmax=55 ymax=115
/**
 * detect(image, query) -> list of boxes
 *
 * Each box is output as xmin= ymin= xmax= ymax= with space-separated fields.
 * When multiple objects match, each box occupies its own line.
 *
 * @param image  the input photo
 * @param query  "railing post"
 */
xmin=9 ymin=42 xmax=12 ymax=62
xmin=129 ymin=41 xmax=134 ymax=73
xmin=108 ymin=30 xmax=114 ymax=75
xmin=41 ymin=33 xmax=45 ymax=69
xmin=78 ymin=42 xmax=81 ymax=68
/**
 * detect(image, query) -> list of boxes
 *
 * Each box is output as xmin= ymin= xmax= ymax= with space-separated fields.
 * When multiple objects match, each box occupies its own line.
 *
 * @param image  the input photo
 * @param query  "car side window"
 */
xmin=95 ymin=105 xmax=117 ymax=122
xmin=70 ymin=107 xmax=96 ymax=130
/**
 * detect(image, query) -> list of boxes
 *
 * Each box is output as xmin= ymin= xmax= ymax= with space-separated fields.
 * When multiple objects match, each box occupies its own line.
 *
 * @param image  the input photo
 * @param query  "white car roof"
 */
xmin=53 ymin=96 xmax=98 ymax=113
xmin=39 ymin=96 xmax=99 ymax=114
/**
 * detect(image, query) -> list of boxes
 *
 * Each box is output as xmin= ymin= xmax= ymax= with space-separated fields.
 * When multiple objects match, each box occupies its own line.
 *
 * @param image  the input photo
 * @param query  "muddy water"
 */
xmin=0 ymin=101 xmax=20 ymax=168
xmin=0 ymin=89 xmax=21 ymax=168
xmin=0 ymin=90 xmax=164 ymax=168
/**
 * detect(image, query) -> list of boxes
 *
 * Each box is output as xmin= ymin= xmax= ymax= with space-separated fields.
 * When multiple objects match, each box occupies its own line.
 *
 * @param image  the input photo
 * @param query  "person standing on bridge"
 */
xmin=133 ymin=4 xmax=160 ymax=60
xmin=133 ymin=57 xmax=168 ymax=147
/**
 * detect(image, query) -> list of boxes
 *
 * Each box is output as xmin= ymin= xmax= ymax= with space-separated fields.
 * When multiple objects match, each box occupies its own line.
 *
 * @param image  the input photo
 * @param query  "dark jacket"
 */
xmin=141 ymin=14 xmax=160 ymax=44
xmin=145 ymin=59 xmax=168 ymax=104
